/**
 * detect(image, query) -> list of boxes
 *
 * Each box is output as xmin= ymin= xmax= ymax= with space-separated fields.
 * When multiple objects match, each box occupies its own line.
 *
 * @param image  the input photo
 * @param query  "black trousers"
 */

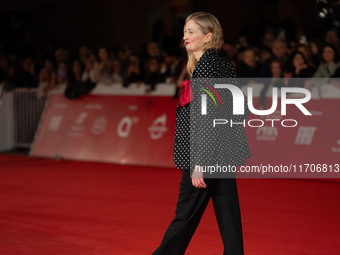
xmin=152 ymin=170 xmax=244 ymax=255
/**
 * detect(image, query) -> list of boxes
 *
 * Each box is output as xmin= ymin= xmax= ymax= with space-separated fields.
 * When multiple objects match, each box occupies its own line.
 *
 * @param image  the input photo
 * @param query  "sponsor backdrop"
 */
xmin=30 ymin=94 xmax=340 ymax=177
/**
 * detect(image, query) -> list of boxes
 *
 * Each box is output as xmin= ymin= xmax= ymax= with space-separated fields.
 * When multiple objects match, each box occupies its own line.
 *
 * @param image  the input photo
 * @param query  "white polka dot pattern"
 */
xmin=173 ymin=48 xmax=252 ymax=171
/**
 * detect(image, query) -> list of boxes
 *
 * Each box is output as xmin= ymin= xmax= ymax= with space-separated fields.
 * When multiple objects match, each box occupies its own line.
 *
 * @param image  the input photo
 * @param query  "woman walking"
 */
xmin=152 ymin=12 xmax=251 ymax=255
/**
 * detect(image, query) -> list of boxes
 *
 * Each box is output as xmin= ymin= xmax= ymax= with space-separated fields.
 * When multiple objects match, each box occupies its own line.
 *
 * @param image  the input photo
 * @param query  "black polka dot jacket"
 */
xmin=173 ymin=48 xmax=252 ymax=171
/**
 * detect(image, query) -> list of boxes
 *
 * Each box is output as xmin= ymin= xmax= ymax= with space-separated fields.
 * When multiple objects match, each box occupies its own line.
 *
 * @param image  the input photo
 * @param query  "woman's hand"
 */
xmin=191 ymin=165 xmax=206 ymax=188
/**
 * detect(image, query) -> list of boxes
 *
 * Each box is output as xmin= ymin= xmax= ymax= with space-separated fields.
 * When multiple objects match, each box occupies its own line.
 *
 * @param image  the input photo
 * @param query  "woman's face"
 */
xmin=85 ymin=58 xmax=93 ymax=69
xmin=260 ymin=49 xmax=271 ymax=62
xmin=310 ymin=42 xmax=319 ymax=55
xmin=73 ymin=61 xmax=81 ymax=73
xmin=293 ymin=54 xmax=305 ymax=68
xmin=112 ymin=60 xmax=121 ymax=72
xmin=297 ymin=46 xmax=308 ymax=60
xmin=183 ymin=19 xmax=211 ymax=53
xmin=58 ymin=62 xmax=66 ymax=70
xmin=270 ymin=61 xmax=282 ymax=77
xmin=99 ymin=48 xmax=108 ymax=61
xmin=243 ymin=50 xmax=256 ymax=67
xmin=129 ymin=55 xmax=139 ymax=66
xmin=148 ymin=42 xmax=159 ymax=57
xmin=263 ymin=33 xmax=274 ymax=47
xmin=41 ymin=68 xmax=49 ymax=80
xmin=44 ymin=59 xmax=53 ymax=70
xmin=149 ymin=59 xmax=159 ymax=72
xmin=272 ymin=41 xmax=286 ymax=59
xmin=322 ymin=46 xmax=335 ymax=63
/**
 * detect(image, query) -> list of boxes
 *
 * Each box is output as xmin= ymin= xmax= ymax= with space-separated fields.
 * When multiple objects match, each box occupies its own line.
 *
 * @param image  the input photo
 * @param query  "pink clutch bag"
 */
xmin=178 ymin=79 xmax=194 ymax=107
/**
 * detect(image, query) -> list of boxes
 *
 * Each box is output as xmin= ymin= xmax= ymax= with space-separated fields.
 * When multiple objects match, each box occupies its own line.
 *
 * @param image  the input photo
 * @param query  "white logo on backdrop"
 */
xmin=75 ymin=112 xmax=88 ymax=125
xmin=295 ymin=126 xmax=316 ymax=145
xmin=92 ymin=116 xmax=108 ymax=135
xmin=148 ymin=114 xmax=168 ymax=140
xmin=117 ymin=116 xmax=139 ymax=138
xmin=331 ymin=139 xmax=340 ymax=153
xmin=67 ymin=112 xmax=88 ymax=137
xmin=256 ymin=126 xmax=278 ymax=141
xmin=48 ymin=116 xmax=63 ymax=131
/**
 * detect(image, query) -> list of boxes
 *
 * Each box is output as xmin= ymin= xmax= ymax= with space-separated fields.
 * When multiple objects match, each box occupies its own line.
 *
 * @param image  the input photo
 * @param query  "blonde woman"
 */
xmin=152 ymin=12 xmax=251 ymax=255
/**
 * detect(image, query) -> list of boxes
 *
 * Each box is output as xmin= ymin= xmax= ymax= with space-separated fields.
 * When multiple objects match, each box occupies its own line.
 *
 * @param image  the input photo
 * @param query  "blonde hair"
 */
xmin=184 ymin=12 xmax=224 ymax=76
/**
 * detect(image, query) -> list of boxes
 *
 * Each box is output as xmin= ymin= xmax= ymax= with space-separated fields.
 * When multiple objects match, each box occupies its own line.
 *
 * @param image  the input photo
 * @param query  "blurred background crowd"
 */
xmin=1 ymin=0 xmax=340 ymax=99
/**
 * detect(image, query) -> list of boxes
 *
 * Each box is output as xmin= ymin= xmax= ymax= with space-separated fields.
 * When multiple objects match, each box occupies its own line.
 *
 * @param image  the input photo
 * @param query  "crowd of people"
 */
xmin=0 ymin=42 xmax=187 ymax=98
xmin=234 ymin=31 xmax=340 ymax=79
xmin=1 ymin=12 xmax=340 ymax=100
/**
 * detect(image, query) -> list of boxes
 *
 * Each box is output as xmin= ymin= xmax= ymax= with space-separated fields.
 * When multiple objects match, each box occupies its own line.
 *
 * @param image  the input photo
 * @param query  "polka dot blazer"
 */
xmin=173 ymin=48 xmax=252 ymax=171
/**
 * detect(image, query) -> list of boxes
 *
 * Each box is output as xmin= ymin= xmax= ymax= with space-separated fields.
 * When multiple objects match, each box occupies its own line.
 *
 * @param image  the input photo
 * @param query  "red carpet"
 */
xmin=0 ymin=154 xmax=339 ymax=255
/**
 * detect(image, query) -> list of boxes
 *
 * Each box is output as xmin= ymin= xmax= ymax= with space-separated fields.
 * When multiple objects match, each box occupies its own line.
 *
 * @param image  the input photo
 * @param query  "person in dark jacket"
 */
xmin=259 ymin=58 xmax=285 ymax=109
xmin=257 ymin=39 xmax=290 ymax=78
xmin=287 ymin=51 xmax=315 ymax=78
xmin=152 ymin=12 xmax=251 ymax=255
xmin=145 ymin=57 xmax=165 ymax=92
xmin=14 ymin=56 xmax=38 ymax=88
xmin=237 ymin=47 xmax=261 ymax=78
